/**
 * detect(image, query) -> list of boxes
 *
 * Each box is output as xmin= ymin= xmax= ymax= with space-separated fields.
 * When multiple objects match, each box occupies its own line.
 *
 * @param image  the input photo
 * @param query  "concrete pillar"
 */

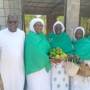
xmin=46 ymin=15 xmax=57 ymax=35
xmin=0 ymin=0 xmax=22 ymax=30
xmin=65 ymin=0 xmax=80 ymax=39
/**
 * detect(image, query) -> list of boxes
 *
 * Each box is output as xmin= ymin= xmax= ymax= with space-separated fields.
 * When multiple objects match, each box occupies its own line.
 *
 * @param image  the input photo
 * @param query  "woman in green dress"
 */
xmin=24 ymin=18 xmax=51 ymax=90
xmin=47 ymin=21 xmax=74 ymax=90
xmin=71 ymin=27 xmax=90 ymax=90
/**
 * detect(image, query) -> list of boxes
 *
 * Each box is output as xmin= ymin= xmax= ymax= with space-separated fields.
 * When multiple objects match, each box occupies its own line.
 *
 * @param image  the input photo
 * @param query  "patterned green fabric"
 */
xmin=24 ymin=31 xmax=51 ymax=75
xmin=47 ymin=32 xmax=74 ymax=54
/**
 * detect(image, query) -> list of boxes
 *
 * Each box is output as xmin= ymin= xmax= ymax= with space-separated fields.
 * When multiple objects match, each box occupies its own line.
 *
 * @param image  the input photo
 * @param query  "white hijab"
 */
xmin=53 ymin=21 xmax=65 ymax=34
xmin=74 ymin=27 xmax=85 ymax=40
xmin=29 ymin=18 xmax=44 ymax=33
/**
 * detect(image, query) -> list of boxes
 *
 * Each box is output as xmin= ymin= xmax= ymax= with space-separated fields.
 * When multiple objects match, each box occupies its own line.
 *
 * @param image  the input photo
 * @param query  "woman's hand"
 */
xmin=73 ymin=56 xmax=80 ymax=60
xmin=67 ymin=56 xmax=73 ymax=61
xmin=67 ymin=55 xmax=80 ymax=60
xmin=50 ymin=58 xmax=62 ymax=64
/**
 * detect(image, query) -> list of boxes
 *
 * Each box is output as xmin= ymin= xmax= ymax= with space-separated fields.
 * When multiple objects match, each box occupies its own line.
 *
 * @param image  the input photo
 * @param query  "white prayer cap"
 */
xmin=74 ymin=27 xmax=85 ymax=40
xmin=29 ymin=18 xmax=44 ymax=33
xmin=53 ymin=21 xmax=65 ymax=34
xmin=74 ymin=27 xmax=85 ymax=36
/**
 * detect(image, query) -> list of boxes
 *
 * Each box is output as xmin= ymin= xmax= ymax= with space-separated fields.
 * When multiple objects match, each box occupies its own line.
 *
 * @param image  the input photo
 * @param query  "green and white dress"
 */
xmin=51 ymin=61 xmax=69 ymax=90
xmin=25 ymin=31 xmax=51 ymax=90
xmin=48 ymin=32 xmax=73 ymax=90
xmin=71 ymin=37 xmax=90 ymax=90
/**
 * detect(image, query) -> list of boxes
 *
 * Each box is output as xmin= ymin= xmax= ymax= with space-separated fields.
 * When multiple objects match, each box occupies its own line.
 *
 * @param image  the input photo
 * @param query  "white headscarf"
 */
xmin=73 ymin=27 xmax=85 ymax=40
xmin=29 ymin=18 xmax=44 ymax=33
xmin=74 ymin=27 xmax=85 ymax=40
xmin=53 ymin=21 xmax=65 ymax=34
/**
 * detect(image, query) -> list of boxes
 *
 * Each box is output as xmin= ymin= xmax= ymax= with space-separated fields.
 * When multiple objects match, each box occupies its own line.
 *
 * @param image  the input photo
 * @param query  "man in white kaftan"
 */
xmin=0 ymin=13 xmax=25 ymax=90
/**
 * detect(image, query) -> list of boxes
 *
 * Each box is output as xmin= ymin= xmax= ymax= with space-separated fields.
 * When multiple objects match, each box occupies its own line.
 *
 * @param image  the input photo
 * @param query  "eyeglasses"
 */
xmin=8 ymin=21 xmax=17 ymax=24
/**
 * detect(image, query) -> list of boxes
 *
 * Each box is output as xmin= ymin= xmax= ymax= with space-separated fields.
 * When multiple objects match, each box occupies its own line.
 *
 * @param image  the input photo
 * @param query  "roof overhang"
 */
xmin=23 ymin=0 xmax=90 ymax=17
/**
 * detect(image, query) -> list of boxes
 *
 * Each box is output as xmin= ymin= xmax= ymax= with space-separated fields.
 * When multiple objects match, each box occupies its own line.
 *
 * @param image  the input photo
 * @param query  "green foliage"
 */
xmin=80 ymin=17 xmax=90 ymax=36
xmin=57 ymin=16 xmax=64 ymax=23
